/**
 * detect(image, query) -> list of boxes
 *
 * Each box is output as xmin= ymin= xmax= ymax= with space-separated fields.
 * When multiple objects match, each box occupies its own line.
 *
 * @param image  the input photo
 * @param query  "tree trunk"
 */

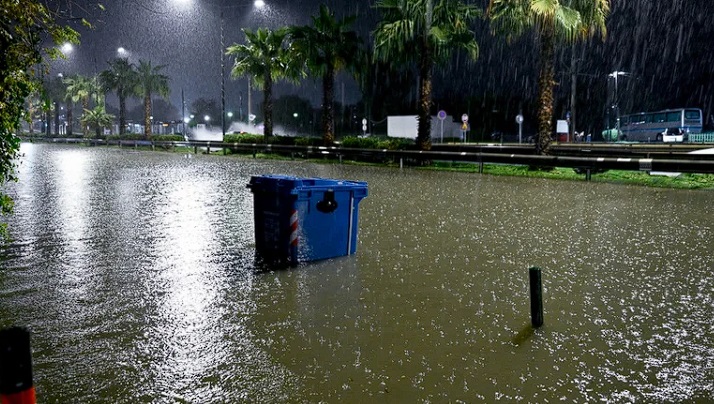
xmin=28 ymin=103 xmax=34 ymax=135
xmin=66 ymin=100 xmax=73 ymax=136
xmin=417 ymin=40 xmax=433 ymax=151
xmin=45 ymin=108 xmax=51 ymax=137
xmin=322 ymin=64 xmax=335 ymax=145
xmin=536 ymin=26 xmax=556 ymax=155
xmin=82 ymin=99 xmax=89 ymax=138
xmin=144 ymin=94 xmax=151 ymax=139
xmin=119 ymin=93 xmax=126 ymax=136
xmin=263 ymin=70 xmax=273 ymax=140
xmin=54 ymin=101 xmax=60 ymax=137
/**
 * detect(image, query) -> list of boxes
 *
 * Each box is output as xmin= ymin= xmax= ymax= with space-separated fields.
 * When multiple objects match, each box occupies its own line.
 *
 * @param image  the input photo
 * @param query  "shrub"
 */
xmin=268 ymin=135 xmax=297 ymax=145
xmin=376 ymin=138 xmax=414 ymax=150
xmin=294 ymin=137 xmax=325 ymax=146
xmin=224 ymin=134 xmax=265 ymax=144
xmin=107 ymin=133 xmax=146 ymax=140
xmin=340 ymin=136 xmax=413 ymax=150
xmin=153 ymin=135 xmax=184 ymax=142
xmin=341 ymin=136 xmax=379 ymax=149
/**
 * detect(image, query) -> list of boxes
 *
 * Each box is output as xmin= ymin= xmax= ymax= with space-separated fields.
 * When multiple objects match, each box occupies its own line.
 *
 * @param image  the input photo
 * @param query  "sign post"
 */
xmin=437 ymin=110 xmax=447 ymax=143
xmin=565 ymin=111 xmax=571 ymax=142
xmin=461 ymin=113 xmax=469 ymax=143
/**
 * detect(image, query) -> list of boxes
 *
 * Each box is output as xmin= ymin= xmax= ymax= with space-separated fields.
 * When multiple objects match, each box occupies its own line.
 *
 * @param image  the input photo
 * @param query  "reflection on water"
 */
xmin=1 ymin=143 xmax=712 ymax=402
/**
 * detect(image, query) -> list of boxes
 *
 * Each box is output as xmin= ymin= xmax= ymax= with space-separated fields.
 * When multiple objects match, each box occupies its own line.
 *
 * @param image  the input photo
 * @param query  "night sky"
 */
xmin=49 ymin=0 xmax=714 ymax=134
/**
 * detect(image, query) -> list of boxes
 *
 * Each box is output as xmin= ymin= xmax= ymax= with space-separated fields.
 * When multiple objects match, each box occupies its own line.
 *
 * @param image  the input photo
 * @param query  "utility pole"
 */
xmin=220 ymin=9 xmax=226 ymax=139
xmin=570 ymin=43 xmax=577 ymax=142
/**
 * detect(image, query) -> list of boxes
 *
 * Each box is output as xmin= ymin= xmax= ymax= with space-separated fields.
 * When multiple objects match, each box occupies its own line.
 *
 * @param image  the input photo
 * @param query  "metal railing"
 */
xmin=34 ymin=137 xmax=714 ymax=177
xmin=689 ymin=133 xmax=714 ymax=143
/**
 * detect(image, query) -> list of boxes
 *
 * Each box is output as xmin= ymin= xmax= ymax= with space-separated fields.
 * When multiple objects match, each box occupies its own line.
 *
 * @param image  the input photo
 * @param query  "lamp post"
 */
xmin=219 ymin=0 xmax=265 ymax=139
xmin=609 ymin=71 xmax=628 ymax=140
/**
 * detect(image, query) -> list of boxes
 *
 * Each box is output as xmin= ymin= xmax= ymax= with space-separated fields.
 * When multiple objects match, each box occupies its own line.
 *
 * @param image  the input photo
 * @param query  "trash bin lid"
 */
xmin=248 ymin=175 xmax=367 ymax=198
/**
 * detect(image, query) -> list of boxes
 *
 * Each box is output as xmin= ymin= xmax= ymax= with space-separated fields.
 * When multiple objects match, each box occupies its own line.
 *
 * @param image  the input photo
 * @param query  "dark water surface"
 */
xmin=1 ymin=143 xmax=712 ymax=402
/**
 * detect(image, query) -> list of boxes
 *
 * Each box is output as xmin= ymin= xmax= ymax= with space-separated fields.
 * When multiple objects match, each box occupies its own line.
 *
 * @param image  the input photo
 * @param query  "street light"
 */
xmin=220 ymin=0 xmax=266 ymax=139
xmin=609 ymin=71 xmax=629 ymax=140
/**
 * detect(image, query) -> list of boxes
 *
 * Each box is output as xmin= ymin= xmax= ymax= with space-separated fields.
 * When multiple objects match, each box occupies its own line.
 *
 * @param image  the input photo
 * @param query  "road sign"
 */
xmin=438 ymin=110 xmax=447 ymax=120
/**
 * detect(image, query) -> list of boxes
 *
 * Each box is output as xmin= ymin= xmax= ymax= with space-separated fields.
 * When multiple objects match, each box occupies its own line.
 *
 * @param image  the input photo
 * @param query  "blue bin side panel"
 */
xmin=295 ymin=185 xmax=367 ymax=262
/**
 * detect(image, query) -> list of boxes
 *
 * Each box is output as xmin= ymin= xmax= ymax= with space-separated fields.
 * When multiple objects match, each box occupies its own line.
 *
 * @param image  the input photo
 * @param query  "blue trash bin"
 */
xmin=248 ymin=175 xmax=368 ymax=265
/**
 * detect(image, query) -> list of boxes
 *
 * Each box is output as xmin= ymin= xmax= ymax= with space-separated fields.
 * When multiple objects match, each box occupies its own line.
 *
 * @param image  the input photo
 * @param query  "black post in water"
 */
xmin=0 ymin=327 xmax=36 ymax=403
xmin=529 ymin=266 xmax=544 ymax=328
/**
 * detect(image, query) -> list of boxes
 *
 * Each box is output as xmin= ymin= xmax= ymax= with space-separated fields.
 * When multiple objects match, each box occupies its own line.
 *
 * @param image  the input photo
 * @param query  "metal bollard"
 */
xmin=0 ymin=327 xmax=36 ymax=404
xmin=529 ymin=266 xmax=544 ymax=328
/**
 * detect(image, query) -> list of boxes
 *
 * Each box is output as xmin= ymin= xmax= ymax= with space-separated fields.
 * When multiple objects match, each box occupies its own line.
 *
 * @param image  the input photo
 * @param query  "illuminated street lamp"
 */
xmin=609 ymin=71 xmax=629 ymax=140
xmin=220 ymin=0 xmax=266 ymax=138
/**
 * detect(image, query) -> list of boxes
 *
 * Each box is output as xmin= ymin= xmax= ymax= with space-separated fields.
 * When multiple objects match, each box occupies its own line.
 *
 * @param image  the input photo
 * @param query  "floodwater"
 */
xmin=1 ymin=143 xmax=712 ymax=402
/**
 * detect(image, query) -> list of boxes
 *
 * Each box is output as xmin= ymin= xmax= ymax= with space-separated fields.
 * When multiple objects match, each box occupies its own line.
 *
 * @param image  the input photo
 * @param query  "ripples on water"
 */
xmin=0 ymin=143 xmax=712 ymax=402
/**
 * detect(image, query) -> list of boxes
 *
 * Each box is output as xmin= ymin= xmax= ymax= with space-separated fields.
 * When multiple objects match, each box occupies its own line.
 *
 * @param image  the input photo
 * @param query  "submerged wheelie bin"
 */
xmin=247 ymin=175 xmax=368 ymax=265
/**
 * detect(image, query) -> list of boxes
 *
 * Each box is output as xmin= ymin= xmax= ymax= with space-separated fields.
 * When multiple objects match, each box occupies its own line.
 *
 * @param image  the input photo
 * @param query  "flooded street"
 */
xmin=1 ymin=143 xmax=712 ymax=402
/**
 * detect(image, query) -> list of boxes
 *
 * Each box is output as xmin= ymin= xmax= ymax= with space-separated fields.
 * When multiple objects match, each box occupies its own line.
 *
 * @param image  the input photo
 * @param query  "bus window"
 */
xmin=632 ymin=115 xmax=645 ymax=124
xmin=666 ymin=111 xmax=681 ymax=122
xmin=645 ymin=114 xmax=655 ymax=123
xmin=654 ymin=113 xmax=665 ymax=122
xmin=685 ymin=110 xmax=701 ymax=120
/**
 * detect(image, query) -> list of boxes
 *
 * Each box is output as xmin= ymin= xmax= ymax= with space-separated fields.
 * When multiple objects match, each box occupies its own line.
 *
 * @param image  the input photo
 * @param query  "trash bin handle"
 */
xmin=316 ymin=189 xmax=338 ymax=213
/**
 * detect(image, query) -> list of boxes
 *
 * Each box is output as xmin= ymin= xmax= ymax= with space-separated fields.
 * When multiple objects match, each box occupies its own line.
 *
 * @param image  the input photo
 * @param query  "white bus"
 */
xmin=617 ymin=108 xmax=703 ymax=142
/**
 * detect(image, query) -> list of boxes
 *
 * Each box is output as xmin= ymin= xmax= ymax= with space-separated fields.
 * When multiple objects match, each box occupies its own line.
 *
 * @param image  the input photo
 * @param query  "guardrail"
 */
xmin=33 ymin=137 xmax=714 ymax=178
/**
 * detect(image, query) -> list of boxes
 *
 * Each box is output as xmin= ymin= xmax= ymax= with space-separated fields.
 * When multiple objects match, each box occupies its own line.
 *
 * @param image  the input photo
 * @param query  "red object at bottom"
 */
xmin=0 ymin=388 xmax=36 ymax=404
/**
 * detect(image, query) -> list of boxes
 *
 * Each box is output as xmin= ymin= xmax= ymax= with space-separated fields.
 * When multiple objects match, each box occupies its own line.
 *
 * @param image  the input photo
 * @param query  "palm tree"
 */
xmin=289 ymin=5 xmax=363 ymax=145
xmin=227 ymin=27 xmax=300 ymax=140
xmin=373 ymin=0 xmax=480 ymax=151
xmin=134 ymin=60 xmax=170 ymax=139
xmin=80 ymin=106 xmax=115 ymax=138
xmin=488 ymin=0 xmax=609 ymax=154
xmin=63 ymin=74 xmax=96 ymax=137
xmin=99 ymin=58 xmax=136 ymax=136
